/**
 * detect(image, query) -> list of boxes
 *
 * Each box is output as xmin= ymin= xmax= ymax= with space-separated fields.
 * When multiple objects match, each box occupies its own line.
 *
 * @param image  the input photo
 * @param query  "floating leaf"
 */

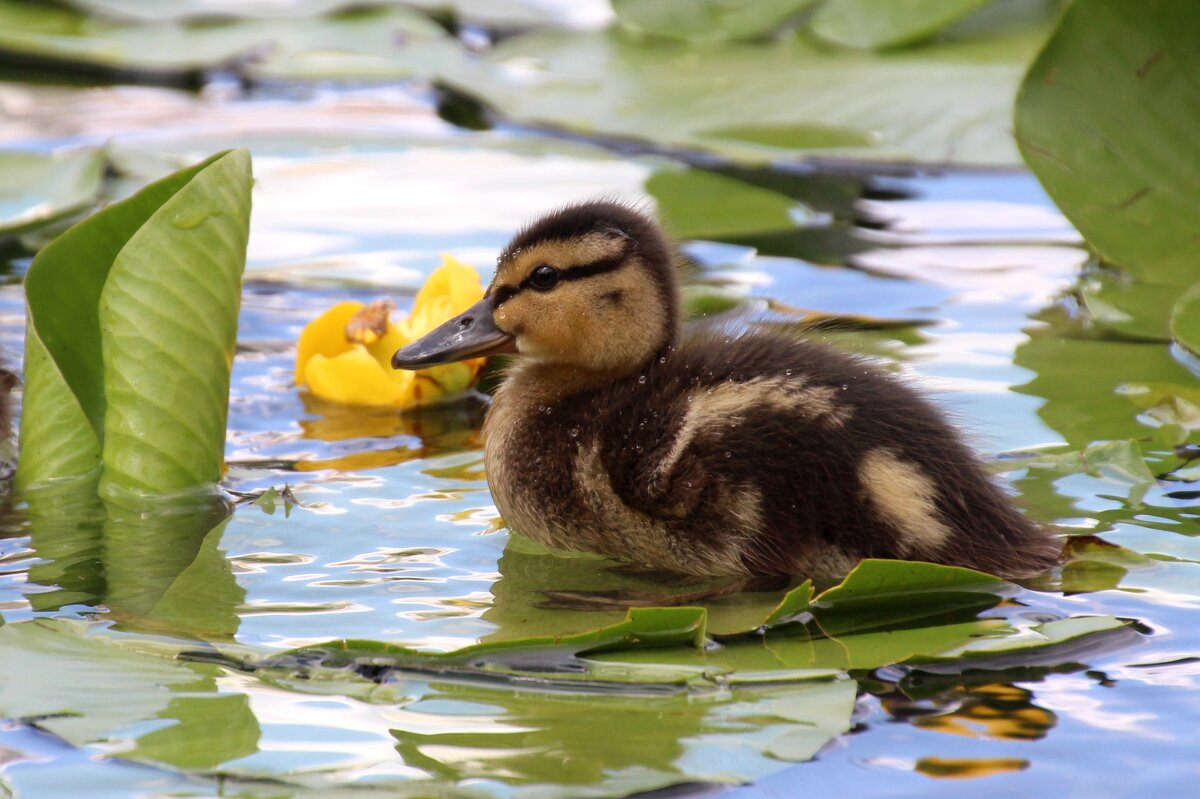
xmin=0 ymin=619 xmax=206 ymax=744
xmin=1000 ymin=440 xmax=1157 ymax=489
xmin=0 ymin=147 xmax=105 ymax=238
xmin=17 ymin=149 xmax=251 ymax=495
xmin=66 ymin=0 xmax=559 ymax=27
xmin=1079 ymin=271 xmax=1179 ymax=342
xmin=1014 ymin=327 xmax=1198 ymax=448
xmin=1170 ymin=282 xmax=1200 ymax=361
xmin=612 ymin=0 xmax=819 ymax=42
xmin=809 ymin=0 xmax=993 ymax=49
xmin=589 ymin=612 xmax=1130 ymax=676
xmin=0 ymin=1 xmax=452 ymax=82
xmin=681 ymin=284 xmax=746 ymax=318
xmin=1059 ymin=537 xmax=1152 ymax=595
xmin=127 ymin=694 xmax=259 ymax=770
xmin=810 ymin=559 xmax=1006 ymax=636
xmin=1015 ymin=0 xmax=1200 ymax=310
xmin=437 ymin=23 xmax=1052 ymax=166
xmin=648 ymin=167 xmax=811 ymax=239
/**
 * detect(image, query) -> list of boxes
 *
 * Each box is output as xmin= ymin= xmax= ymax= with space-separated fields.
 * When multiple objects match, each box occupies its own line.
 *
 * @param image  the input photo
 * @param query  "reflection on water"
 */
xmin=884 ymin=680 xmax=1056 ymax=741
xmin=23 ymin=478 xmax=240 ymax=639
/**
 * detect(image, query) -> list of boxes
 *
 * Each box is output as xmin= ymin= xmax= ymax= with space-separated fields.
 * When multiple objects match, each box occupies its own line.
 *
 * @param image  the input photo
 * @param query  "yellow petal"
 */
xmin=294 ymin=301 xmax=363 ymax=386
xmin=412 ymin=254 xmax=484 ymax=323
xmin=304 ymin=347 xmax=408 ymax=407
xmin=364 ymin=319 xmax=412 ymax=370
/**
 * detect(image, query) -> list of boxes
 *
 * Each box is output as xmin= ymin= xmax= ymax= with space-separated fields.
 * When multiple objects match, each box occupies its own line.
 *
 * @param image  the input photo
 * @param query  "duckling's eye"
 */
xmin=529 ymin=265 xmax=559 ymax=291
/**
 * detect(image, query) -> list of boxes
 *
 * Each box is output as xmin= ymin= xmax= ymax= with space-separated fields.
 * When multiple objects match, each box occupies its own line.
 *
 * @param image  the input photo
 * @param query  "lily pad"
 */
xmin=1000 ymin=440 xmax=1158 ymax=488
xmin=1170 ymin=282 xmax=1200 ymax=361
xmin=65 ymin=0 xmax=561 ymax=27
xmin=0 ymin=1 xmax=453 ymax=82
xmin=809 ymin=0 xmax=993 ymax=49
xmin=17 ymin=149 xmax=251 ymax=495
xmin=648 ymin=167 xmax=812 ymax=239
xmin=0 ymin=617 xmax=858 ymax=795
xmin=1080 ymin=270 xmax=1179 ymax=342
xmin=1015 ymin=0 xmax=1200 ymax=289
xmin=809 ymin=559 xmax=1006 ymax=636
xmin=589 ymin=613 xmax=1131 ymax=676
xmin=1014 ymin=325 xmax=1199 ymax=448
xmin=0 ymin=619 xmax=212 ymax=744
xmin=612 ymin=0 xmax=819 ymax=42
xmin=436 ymin=22 xmax=1053 ymax=166
xmin=0 ymin=147 xmax=105 ymax=238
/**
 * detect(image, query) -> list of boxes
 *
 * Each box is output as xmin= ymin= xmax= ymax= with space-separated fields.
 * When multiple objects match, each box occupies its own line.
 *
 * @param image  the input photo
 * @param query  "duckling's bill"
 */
xmin=392 ymin=297 xmax=515 ymax=369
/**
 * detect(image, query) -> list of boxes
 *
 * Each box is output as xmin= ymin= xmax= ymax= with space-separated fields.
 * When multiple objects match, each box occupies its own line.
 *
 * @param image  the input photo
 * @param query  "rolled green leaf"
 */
xmin=17 ymin=149 xmax=252 ymax=496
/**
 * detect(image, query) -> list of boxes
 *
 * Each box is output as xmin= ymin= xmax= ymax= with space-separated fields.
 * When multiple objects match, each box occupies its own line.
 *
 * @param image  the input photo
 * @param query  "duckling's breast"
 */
xmin=483 ymin=382 xmax=750 ymax=576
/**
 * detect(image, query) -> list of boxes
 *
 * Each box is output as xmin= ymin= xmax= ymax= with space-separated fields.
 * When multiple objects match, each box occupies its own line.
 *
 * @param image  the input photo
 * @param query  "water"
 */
xmin=1 ymin=78 xmax=1199 ymax=797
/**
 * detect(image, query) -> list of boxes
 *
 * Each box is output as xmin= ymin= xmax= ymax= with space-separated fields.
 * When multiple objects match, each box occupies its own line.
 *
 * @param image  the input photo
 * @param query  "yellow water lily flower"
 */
xmin=295 ymin=255 xmax=487 ymax=408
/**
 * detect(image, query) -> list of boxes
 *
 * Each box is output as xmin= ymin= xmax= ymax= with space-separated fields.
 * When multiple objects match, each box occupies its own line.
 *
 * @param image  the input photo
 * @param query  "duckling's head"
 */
xmin=392 ymin=201 xmax=680 ymax=376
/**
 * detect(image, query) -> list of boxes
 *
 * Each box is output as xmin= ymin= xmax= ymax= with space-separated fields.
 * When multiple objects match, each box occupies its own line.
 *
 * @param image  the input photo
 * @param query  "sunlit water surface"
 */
xmin=0 ymin=78 xmax=1198 ymax=798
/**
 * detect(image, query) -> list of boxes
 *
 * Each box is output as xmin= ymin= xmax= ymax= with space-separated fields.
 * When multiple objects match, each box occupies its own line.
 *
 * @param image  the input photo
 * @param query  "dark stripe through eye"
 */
xmin=489 ymin=248 xmax=629 ymax=307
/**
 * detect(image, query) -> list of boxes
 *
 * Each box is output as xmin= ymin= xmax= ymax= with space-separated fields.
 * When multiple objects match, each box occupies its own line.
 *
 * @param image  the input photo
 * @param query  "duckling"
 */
xmin=392 ymin=201 xmax=1061 ymax=581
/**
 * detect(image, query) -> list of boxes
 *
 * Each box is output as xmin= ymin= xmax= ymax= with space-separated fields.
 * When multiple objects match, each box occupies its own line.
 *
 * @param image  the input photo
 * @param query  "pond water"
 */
xmin=2 ymin=28 xmax=1200 ymax=799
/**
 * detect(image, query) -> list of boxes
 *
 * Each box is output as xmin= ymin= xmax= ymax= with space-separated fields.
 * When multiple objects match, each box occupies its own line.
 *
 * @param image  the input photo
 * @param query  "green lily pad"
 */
xmin=1170 ymin=282 xmax=1200 ymax=360
xmin=810 ymin=559 xmax=1006 ymax=636
xmin=17 ymin=149 xmax=251 ymax=495
xmin=437 ymin=21 xmax=1052 ymax=166
xmin=809 ymin=0 xmax=993 ymax=49
xmin=0 ymin=147 xmax=105 ymax=238
xmin=589 ymin=612 xmax=1130 ymax=676
xmin=62 ymin=0 xmax=398 ymax=20
xmin=1015 ymin=0 xmax=1200 ymax=289
xmin=0 ymin=619 xmax=209 ymax=744
xmin=682 ymin=284 xmax=747 ymax=318
xmin=648 ymin=167 xmax=812 ymax=239
xmin=1059 ymin=537 xmax=1153 ymax=595
xmin=1080 ymin=271 xmax=1180 ymax=342
xmin=66 ymin=0 xmax=559 ymax=27
xmin=126 ymin=694 xmax=259 ymax=770
xmin=1001 ymin=440 xmax=1158 ymax=488
xmin=0 ymin=1 xmax=452 ymax=82
xmin=1014 ymin=325 xmax=1198 ymax=448
xmin=283 ymin=560 xmax=1008 ymax=671
xmin=612 ymin=0 xmax=819 ymax=42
